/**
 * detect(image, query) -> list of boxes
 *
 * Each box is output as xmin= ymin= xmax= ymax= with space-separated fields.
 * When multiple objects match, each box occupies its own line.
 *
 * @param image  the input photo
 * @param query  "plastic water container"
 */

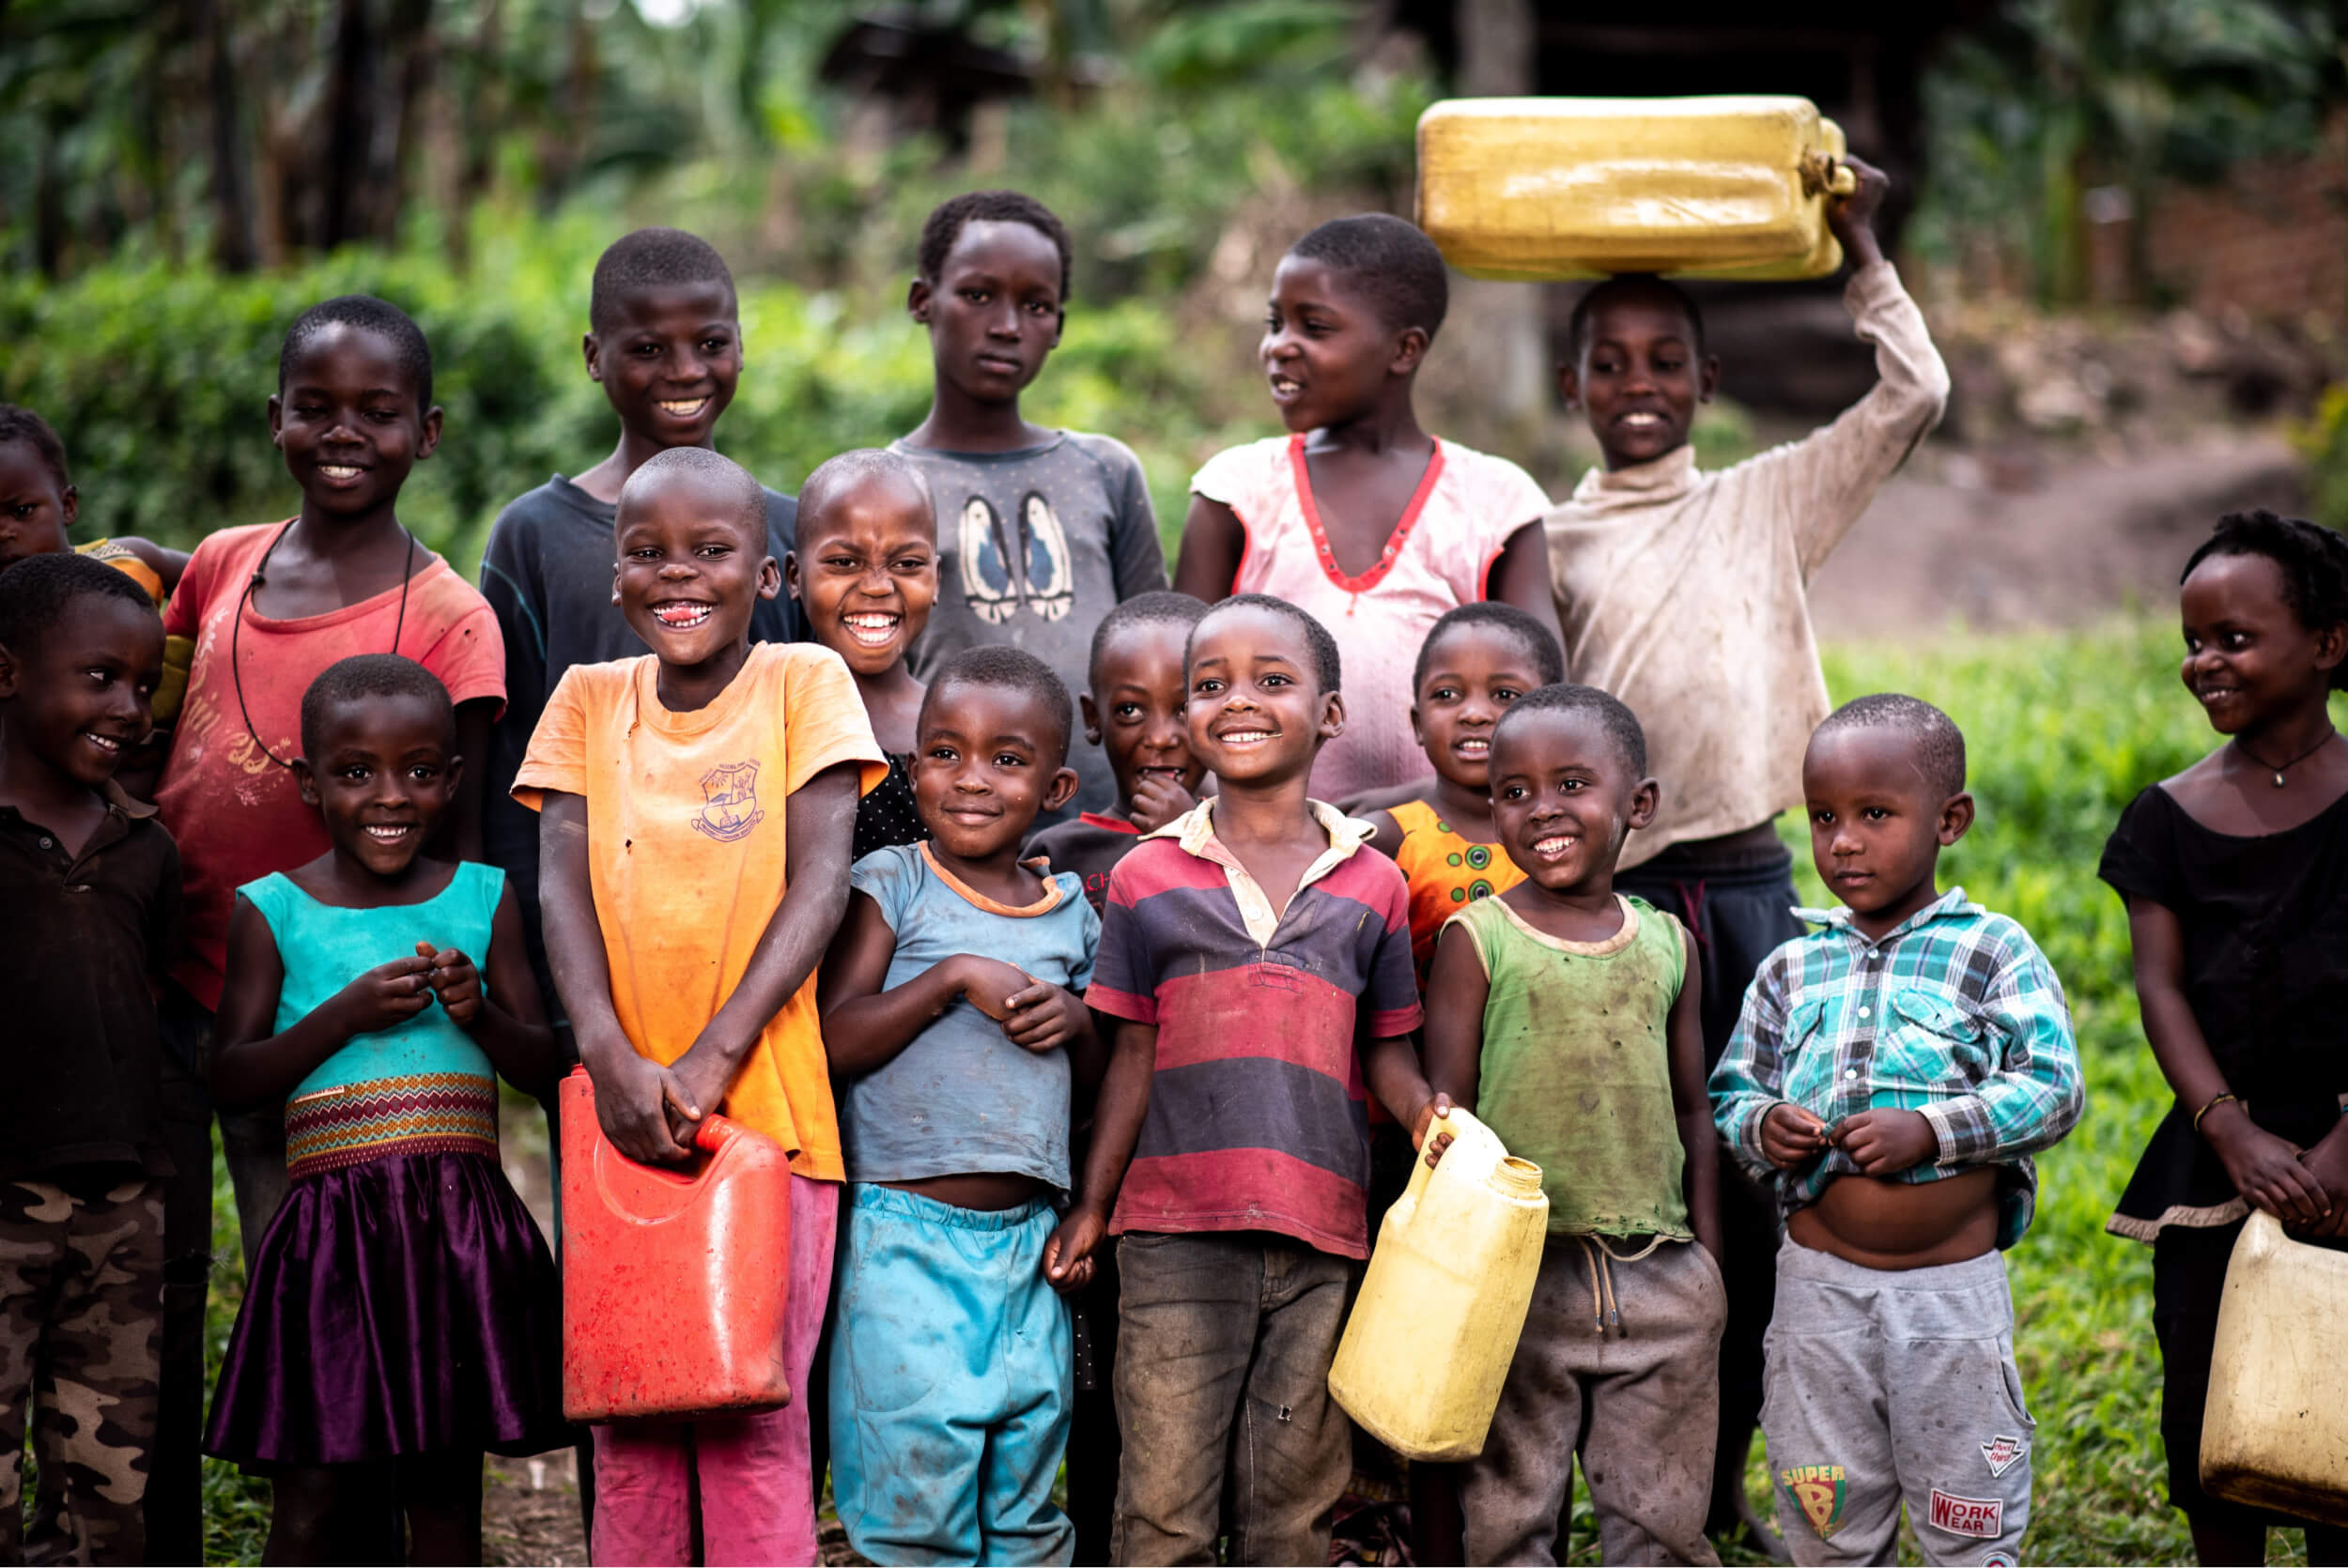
xmin=1416 ymin=95 xmax=1855 ymax=282
xmin=559 ymin=1067 xmax=795 ymax=1423
xmin=2201 ymin=1211 xmax=2348 ymax=1525
xmin=1328 ymin=1110 xmax=1548 ymax=1461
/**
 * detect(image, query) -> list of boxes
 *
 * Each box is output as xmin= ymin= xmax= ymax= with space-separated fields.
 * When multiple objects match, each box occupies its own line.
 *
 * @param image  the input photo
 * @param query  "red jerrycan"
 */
xmin=560 ymin=1067 xmax=794 ymax=1422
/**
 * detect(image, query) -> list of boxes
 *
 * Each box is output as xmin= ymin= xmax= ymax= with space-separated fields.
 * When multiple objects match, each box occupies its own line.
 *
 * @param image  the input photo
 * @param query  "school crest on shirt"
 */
xmin=1781 ymin=1464 xmax=1847 ymax=1540
xmin=694 ymin=761 xmax=765 ymax=843
xmin=959 ymin=491 xmax=1074 ymax=624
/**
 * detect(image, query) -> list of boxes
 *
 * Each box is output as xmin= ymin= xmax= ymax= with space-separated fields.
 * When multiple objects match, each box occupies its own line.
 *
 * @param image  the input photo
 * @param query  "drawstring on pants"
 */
xmin=1575 ymin=1234 xmax=1663 ymax=1337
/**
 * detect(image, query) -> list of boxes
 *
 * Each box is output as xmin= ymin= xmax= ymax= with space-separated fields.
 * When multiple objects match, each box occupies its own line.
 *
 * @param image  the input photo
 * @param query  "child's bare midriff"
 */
xmin=1790 ymin=1165 xmax=2000 ymax=1270
xmin=885 ymin=1172 xmax=1049 ymax=1211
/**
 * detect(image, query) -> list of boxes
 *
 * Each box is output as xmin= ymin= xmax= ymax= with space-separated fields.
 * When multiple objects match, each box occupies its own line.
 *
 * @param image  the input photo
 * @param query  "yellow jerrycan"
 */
xmin=1415 ymin=95 xmax=1856 ymax=283
xmin=2201 ymin=1211 xmax=2348 ymax=1525
xmin=1328 ymin=1109 xmax=1547 ymax=1461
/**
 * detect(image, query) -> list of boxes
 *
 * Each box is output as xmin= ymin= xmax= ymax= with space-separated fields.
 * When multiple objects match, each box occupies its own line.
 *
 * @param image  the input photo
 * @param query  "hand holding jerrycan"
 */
xmin=1329 ymin=1108 xmax=1547 ymax=1461
xmin=559 ymin=1067 xmax=795 ymax=1423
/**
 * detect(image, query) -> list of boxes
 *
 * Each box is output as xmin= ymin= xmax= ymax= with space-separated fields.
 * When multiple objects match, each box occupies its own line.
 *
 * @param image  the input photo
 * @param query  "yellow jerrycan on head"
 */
xmin=1415 ymin=94 xmax=1857 ymax=282
xmin=1328 ymin=1108 xmax=1547 ymax=1462
xmin=2201 ymin=1210 xmax=2348 ymax=1525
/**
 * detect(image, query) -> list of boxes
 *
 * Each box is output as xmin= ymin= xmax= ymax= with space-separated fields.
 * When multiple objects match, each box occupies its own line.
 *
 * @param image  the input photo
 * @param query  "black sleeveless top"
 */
xmin=852 ymin=753 xmax=929 ymax=863
xmin=2100 ymin=783 xmax=2348 ymax=1240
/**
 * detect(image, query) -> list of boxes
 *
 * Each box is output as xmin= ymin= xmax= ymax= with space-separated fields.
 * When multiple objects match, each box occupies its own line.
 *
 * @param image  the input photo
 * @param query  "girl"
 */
xmin=2101 ymin=509 xmax=2348 ymax=1566
xmin=205 ymin=655 xmax=564 ymax=1565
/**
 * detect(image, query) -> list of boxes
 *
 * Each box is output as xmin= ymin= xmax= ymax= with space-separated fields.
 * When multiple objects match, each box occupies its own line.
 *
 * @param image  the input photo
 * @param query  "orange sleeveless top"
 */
xmin=1387 ymin=798 xmax=1525 ymax=981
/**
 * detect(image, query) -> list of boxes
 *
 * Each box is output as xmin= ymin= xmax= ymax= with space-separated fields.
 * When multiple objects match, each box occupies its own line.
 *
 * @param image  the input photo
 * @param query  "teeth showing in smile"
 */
xmin=843 ymin=613 xmax=900 ymax=646
xmin=1619 ymin=411 xmax=1662 ymax=428
xmin=1218 ymin=730 xmax=1273 ymax=745
xmin=654 ymin=602 xmax=712 ymax=629
xmin=318 ymin=464 xmax=363 ymax=479
xmin=85 ymin=733 xmax=122 ymax=754
xmin=1270 ymin=377 xmax=1302 ymax=397
xmin=1456 ymin=738 xmax=1490 ymax=755
xmin=1532 ymin=834 xmax=1575 ymax=857
xmin=364 ymin=824 xmax=410 ymax=840
xmin=657 ymin=398 xmax=708 ymax=418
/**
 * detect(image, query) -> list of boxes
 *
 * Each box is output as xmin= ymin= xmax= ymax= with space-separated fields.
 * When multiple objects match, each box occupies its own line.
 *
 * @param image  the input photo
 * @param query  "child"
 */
xmin=1711 ymin=695 xmax=2082 ymax=1567
xmin=785 ymin=447 xmax=939 ymax=859
xmin=817 ymin=645 xmax=1099 ymax=1564
xmin=480 ymin=225 xmax=803 ymax=1032
xmin=2101 ymin=511 xmax=2348 ymax=1565
xmin=1051 ymin=592 xmax=1454 ymax=1565
xmin=202 ymin=655 xmax=564 ymax=1563
xmin=515 ymin=447 xmax=884 ymax=1564
xmin=1173 ymin=213 xmax=1559 ymax=803
xmin=0 ymin=554 xmax=176 ymax=1565
xmin=891 ymin=190 xmax=1170 ymax=823
xmin=1547 ymin=160 xmax=1952 ymax=1534
xmin=1027 ymin=590 xmax=1209 ymax=914
xmin=1423 ymin=683 xmax=1722 ymax=1566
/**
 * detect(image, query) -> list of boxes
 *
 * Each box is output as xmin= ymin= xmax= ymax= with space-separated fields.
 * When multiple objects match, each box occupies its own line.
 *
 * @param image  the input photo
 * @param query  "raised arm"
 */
xmin=1171 ymin=495 xmax=1244 ymax=603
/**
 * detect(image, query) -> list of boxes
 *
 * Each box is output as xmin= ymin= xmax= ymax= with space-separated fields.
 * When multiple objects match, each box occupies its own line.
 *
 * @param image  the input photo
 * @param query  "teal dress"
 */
xmin=204 ymin=863 xmax=569 ymax=1468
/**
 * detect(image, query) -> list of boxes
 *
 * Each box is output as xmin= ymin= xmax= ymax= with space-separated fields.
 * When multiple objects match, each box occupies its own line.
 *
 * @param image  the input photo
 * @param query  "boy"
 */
xmin=1174 ymin=213 xmax=1559 ymax=803
xmin=480 ymin=225 xmax=803 ymax=1031
xmin=818 ymin=645 xmax=1100 ymax=1565
xmin=1051 ymin=593 xmax=1453 ymax=1565
xmin=1710 ymin=695 xmax=2082 ymax=1567
xmin=516 ymin=447 xmax=884 ymax=1563
xmin=0 ymin=553 xmax=178 ymax=1565
xmin=1027 ymin=590 xmax=1209 ymax=914
xmin=1424 ymin=684 xmax=1722 ymax=1566
xmin=892 ymin=191 xmax=1169 ymax=824
xmin=1545 ymin=159 xmax=1953 ymax=1533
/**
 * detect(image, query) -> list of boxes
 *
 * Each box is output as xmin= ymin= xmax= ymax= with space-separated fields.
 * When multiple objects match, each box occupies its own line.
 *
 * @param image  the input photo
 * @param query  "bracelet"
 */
xmin=2193 ymin=1092 xmax=2240 ymax=1132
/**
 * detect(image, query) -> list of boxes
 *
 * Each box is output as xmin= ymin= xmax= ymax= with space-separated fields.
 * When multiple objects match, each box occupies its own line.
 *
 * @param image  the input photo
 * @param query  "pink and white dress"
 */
xmin=1191 ymin=433 xmax=1550 ymax=801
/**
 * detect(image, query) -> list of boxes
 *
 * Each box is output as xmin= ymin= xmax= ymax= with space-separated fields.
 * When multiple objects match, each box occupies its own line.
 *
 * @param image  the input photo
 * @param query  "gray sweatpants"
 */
xmin=1461 ymin=1236 xmax=1726 ymax=1566
xmin=1761 ymin=1239 xmax=2033 ymax=1567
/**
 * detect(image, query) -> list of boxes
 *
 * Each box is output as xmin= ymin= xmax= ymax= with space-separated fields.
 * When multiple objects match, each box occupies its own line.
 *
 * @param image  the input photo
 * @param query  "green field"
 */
xmin=193 ymin=618 xmax=2321 ymax=1566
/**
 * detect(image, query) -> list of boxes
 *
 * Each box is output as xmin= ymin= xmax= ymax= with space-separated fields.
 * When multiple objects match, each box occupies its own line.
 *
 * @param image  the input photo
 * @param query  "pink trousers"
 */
xmin=591 ymin=1173 xmax=839 ymax=1567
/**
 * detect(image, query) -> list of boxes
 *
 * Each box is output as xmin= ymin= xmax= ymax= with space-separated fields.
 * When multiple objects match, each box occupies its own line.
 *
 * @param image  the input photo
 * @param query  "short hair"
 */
xmin=2184 ymin=510 xmax=2348 ymax=690
xmin=1288 ymin=213 xmax=1448 ymax=339
xmin=1567 ymin=273 xmax=1707 ymax=363
xmin=618 ymin=446 xmax=766 ymax=538
xmin=924 ymin=645 xmax=1074 ymax=766
xmin=1413 ymin=602 xmax=1566 ymax=695
xmin=918 ymin=191 xmax=1074 ymax=304
xmin=797 ymin=448 xmax=934 ymax=533
xmin=279 ymin=295 xmax=434 ymax=411
xmin=300 ymin=653 xmax=456 ymax=761
xmin=0 ymin=405 xmax=70 ymax=490
xmin=1813 ymin=693 xmax=1968 ymax=799
xmin=1189 ymin=593 xmax=1342 ymax=696
xmin=589 ymin=226 xmax=737 ymax=335
xmin=0 ymin=551 xmax=155 ymax=659
xmin=1492 ymin=683 xmax=1647 ymax=776
xmin=1089 ymin=591 xmax=1211 ymax=688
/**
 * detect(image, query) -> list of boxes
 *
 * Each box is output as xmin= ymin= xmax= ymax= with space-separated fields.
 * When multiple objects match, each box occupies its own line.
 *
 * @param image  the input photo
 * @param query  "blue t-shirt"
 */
xmin=842 ymin=843 xmax=1099 ymax=1191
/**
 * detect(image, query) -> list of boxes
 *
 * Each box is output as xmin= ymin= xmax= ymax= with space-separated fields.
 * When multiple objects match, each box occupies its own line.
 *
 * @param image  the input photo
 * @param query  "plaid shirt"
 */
xmin=1710 ymin=887 xmax=2082 ymax=1249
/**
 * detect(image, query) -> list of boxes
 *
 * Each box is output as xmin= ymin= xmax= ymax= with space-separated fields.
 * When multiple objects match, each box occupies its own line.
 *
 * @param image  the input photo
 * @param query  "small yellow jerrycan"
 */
xmin=2201 ymin=1211 xmax=2348 ymax=1526
xmin=1328 ymin=1109 xmax=1547 ymax=1461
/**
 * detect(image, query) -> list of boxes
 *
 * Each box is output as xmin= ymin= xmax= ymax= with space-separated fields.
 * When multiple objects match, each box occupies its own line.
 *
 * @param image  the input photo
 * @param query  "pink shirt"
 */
xmin=1192 ymin=434 xmax=1549 ymax=800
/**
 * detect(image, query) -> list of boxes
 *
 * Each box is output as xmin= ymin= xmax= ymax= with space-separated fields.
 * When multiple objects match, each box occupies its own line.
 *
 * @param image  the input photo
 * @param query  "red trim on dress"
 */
xmin=1078 ymin=811 xmax=1143 ymax=835
xmin=1287 ymin=433 xmax=1446 ymax=596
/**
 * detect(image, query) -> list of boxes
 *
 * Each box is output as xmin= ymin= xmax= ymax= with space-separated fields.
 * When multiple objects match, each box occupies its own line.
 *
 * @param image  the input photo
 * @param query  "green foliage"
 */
xmin=2298 ymin=382 xmax=2348 ymax=531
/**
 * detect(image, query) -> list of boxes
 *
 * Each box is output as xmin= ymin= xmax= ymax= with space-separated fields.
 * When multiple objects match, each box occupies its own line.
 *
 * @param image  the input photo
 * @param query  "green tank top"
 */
xmin=1446 ymin=893 xmax=1692 ymax=1239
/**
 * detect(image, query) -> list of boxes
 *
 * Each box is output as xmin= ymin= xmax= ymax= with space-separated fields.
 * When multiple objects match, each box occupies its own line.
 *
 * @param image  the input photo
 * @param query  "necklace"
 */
xmin=231 ymin=521 xmax=417 ymax=770
xmin=2233 ymin=727 xmax=2337 ymax=788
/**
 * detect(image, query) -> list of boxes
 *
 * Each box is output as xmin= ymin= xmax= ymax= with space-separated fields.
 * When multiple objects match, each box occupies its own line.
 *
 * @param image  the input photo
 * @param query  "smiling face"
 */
xmin=912 ymin=679 xmax=1078 ymax=862
xmin=911 ymin=220 xmax=1064 ymax=406
xmin=1563 ymin=290 xmax=1717 ymax=471
xmin=1260 ymin=254 xmax=1420 ymax=434
xmin=270 ymin=322 xmax=440 ymax=517
xmin=1489 ymin=707 xmax=1655 ymax=898
xmin=0 ymin=594 xmax=162 ymax=790
xmin=1086 ymin=621 xmax=1204 ymax=806
xmin=585 ymin=279 xmax=742 ymax=449
xmin=1184 ymin=603 xmax=1341 ymax=789
xmin=1802 ymin=725 xmax=1970 ymax=937
xmin=296 ymin=691 xmax=456 ymax=880
xmin=787 ymin=473 xmax=937 ymax=678
xmin=612 ymin=469 xmax=778 ymax=683
xmin=0 ymin=439 xmax=75 ymax=570
xmin=1413 ymin=624 xmax=1546 ymax=791
xmin=2178 ymin=550 xmax=2346 ymax=736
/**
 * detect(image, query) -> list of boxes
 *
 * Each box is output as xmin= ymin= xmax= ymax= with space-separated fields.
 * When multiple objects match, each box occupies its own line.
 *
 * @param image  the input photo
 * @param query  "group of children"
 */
xmin=3 ymin=157 xmax=2343 ymax=1568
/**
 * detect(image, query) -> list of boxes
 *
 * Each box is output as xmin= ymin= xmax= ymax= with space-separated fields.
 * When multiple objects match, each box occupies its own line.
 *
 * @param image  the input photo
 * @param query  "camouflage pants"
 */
xmin=0 ymin=1175 xmax=162 ymax=1567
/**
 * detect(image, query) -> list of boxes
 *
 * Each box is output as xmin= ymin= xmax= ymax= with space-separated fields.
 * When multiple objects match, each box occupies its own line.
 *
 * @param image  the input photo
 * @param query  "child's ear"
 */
xmin=1043 ymin=765 xmax=1081 ymax=813
xmin=907 ymin=276 xmax=935 ymax=325
xmin=2315 ymin=619 xmax=2348 ymax=679
xmin=1389 ymin=326 xmax=1430 ymax=378
xmin=1555 ymin=362 xmax=1580 ymax=409
xmin=1050 ymin=304 xmax=1066 ymax=352
xmin=1939 ymin=791 xmax=1976 ymax=846
xmin=1409 ymin=703 xmax=1426 ymax=751
xmin=59 ymin=484 xmax=78 ymax=531
xmin=415 ymin=405 xmax=444 ymax=460
xmin=443 ymin=752 xmax=464 ymax=795
xmin=756 ymin=555 xmax=782 ymax=602
xmin=293 ymin=758 xmax=320 ymax=807
xmin=0 ymin=638 xmax=20 ymax=701
xmin=1627 ymin=776 xmax=1661 ymax=834
xmin=1319 ymin=691 xmax=1346 ymax=741
xmin=1079 ymin=693 xmax=1103 ymax=746
xmin=268 ymin=393 xmax=286 ymax=449
xmin=582 ymin=332 xmax=605 ymax=384
xmin=1698 ymin=355 xmax=1722 ymax=405
xmin=782 ymin=551 xmax=803 ymax=604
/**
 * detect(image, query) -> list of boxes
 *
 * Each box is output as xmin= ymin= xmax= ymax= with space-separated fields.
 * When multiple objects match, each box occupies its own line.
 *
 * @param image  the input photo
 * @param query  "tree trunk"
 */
xmin=192 ymin=0 xmax=255 ymax=270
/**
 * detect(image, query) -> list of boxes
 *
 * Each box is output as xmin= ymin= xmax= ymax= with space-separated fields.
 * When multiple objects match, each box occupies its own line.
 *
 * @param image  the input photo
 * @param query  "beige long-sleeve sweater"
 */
xmin=1545 ymin=259 xmax=1951 ymax=869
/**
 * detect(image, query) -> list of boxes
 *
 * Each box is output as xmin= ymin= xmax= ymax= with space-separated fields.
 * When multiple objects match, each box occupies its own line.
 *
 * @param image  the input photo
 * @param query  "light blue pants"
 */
xmin=828 ymin=1183 xmax=1074 ymax=1566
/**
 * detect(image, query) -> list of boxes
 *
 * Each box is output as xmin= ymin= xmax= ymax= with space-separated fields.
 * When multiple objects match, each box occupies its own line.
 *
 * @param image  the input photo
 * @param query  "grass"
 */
xmin=189 ymin=617 xmax=2326 ymax=1566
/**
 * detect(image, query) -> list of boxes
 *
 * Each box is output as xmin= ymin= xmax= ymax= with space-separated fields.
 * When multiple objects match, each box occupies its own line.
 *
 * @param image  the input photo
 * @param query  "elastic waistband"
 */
xmin=846 ymin=1182 xmax=1057 ymax=1232
xmin=285 ymin=1073 xmax=498 ymax=1181
xmin=1776 ymin=1234 xmax=2006 ymax=1292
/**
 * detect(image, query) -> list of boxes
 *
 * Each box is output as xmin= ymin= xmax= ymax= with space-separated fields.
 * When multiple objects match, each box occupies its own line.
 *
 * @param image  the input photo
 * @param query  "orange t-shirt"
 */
xmin=513 ymin=642 xmax=886 ymax=1179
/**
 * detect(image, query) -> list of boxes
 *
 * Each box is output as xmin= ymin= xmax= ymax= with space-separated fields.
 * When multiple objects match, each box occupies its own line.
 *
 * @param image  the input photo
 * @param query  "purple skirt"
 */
xmin=204 ymin=1147 xmax=572 ymax=1468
